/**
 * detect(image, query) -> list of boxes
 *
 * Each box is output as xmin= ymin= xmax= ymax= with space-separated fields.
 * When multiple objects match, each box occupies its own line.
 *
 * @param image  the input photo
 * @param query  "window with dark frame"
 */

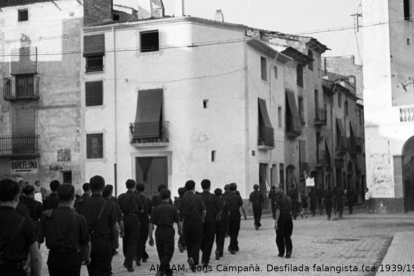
xmin=85 ymin=81 xmax=103 ymax=106
xmin=113 ymin=14 xmax=120 ymax=21
xmin=85 ymin=55 xmax=104 ymax=73
xmin=404 ymin=0 xmax=411 ymax=21
xmin=141 ymin=30 xmax=159 ymax=52
xmin=16 ymin=75 xmax=34 ymax=97
xmin=278 ymin=107 xmax=282 ymax=128
xmin=87 ymin=133 xmax=103 ymax=159
xmin=211 ymin=151 xmax=216 ymax=162
xmin=308 ymin=50 xmax=313 ymax=71
xmin=63 ymin=171 xmax=72 ymax=184
xmin=274 ymin=66 xmax=278 ymax=79
xmin=261 ymin=56 xmax=267 ymax=81
xmin=297 ymin=64 xmax=303 ymax=87
xmin=203 ymin=100 xmax=208 ymax=109
xmin=298 ymin=97 xmax=305 ymax=123
xmin=18 ymin=9 xmax=28 ymax=22
xmin=345 ymin=100 xmax=348 ymax=116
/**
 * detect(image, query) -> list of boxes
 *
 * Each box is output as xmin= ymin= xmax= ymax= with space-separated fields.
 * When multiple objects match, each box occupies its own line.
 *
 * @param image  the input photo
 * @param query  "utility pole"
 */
xmin=351 ymin=13 xmax=363 ymax=32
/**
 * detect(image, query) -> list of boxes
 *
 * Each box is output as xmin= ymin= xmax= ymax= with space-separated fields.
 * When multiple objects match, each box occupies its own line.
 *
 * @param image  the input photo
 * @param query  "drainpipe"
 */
xmin=244 ymin=40 xmax=249 ymax=199
xmin=112 ymin=26 xmax=118 ymax=196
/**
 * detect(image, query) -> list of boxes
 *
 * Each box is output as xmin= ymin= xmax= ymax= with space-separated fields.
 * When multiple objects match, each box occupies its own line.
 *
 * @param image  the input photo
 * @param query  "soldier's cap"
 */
xmin=275 ymin=187 xmax=283 ymax=195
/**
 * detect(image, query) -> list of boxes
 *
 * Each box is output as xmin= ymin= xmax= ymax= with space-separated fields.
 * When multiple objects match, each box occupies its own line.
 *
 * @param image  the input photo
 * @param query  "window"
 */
xmin=87 ymin=134 xmax=103 ymax=159
xmin=404 ymin=0 xmax=411 ymax=21
xmin=203 ymin=100 xmax=208 ymax=109
xmin=18 ymin=10 xmax=28 ymax=22
xmin=345 ymin=100 xmax=349 ymax=116
xmin=278 ymin=107 xmax=282 ymax=128
xmin=298 ymin=97 xmax=305 ymax=123
xmin=83 ymin=35 xmax=105 ymax=73
xmin=211 ymin=151 xmax=216 ymax=162
xmin=308 ymin=50 xmax=313 ymax=71
xmin=134 ymin=89 xmax=163 ymax=139
xmin=297 ymin=64 xmax=303 ymax=87
xmin=338 ymin=93 xmax=342 ymax=108
xmin=113 ymin=14 xmax=120 ymax=21
xmin=85 ymin=55 xmax=104 ymax=73
xmin=16 ymin=75 xmax=34 ymax=97
xmin=62 ymin=171 xmax=72 ymax=184
xmin=85 ymin=81 xmax=103 ymax=106
xmin=408 ymin=38 xmax=411 ymax=45
xmin=349 ymin=75 xmax=356 ymax=86
xmin=141 ymin=31 xmax=159 ymax=52
xmin=261 ymin=56 xmax=267 ymax=81
xmin=274 ymin=66 xmax=278 ymax=79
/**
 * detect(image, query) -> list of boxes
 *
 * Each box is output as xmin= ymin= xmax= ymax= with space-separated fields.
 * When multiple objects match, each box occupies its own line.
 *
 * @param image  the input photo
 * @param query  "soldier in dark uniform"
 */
xmin=74 ymin=183 xmax=90 ymax=212
xmin=152 ymin=184 xmax=173 ymax=208
xmin=200 ymin=179 xmax=221 ymax=267
xmin=226 ymin=183 xmax=243 ymax=254
xmin=268 ymin=186 xmax=277 ymax=219
xmin=174 ymin=187 xmax=186 ymax=253
xmin=20 ymin=185 xmax=43 ymax=226
xmin=332 ymin=186 xmax=338 ymax=216
xmin=43 ymin=180 xmax=61 ymax=211
xmin=336 ymin=187 xmax=345 ymax=218
xmin=323 ymin=186 xmax=333 ymax=220
xmin=149 ymin=188 xmax=182 ymax=276
xmin=274 ymin=187 xmax=293 ymax=258
xmin=118 ymin=179 xmax=142 ymax=272
xmin=38 ymin=184 xmax=91 ymax=276
xmin=214 ymin=188 xmax=228 ymax=260
xmin=178 ymin=180 xmax=206 ymax=271
xmin=0 ymin=179 xmax=42 ymax=276
xmin=135 ymin=183 xmax=152 ymax=265
xmin=79 ymin=175 xmax=120 ymax=276
xmin=249 ymin=184 xmax=264 ymax=230
xmin=316 ymin=185 xmax=324 ymax=215
xmin=287 ymin=184 xmax=299 ymax=220
xmin=308 ymin=187 xmax=317 ymax=217
xmin=346 ymin=187 xmax=355 ymax=214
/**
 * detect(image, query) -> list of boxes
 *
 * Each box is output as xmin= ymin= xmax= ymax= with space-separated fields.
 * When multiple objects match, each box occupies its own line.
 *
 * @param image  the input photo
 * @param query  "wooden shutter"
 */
xmin=83 ymin=35 xmax=105 ymax=56
xmin=85 ymin=81 xmax=103 ymax=106
xmin=13 ymin=108 xmax=35 ymax=136
xmin=134 ymin=89 xmax=163 ymax=138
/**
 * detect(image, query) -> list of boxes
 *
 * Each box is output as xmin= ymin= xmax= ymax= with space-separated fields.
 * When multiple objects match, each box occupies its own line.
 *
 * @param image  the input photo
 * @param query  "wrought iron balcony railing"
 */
xmin=3 ymin=77 xmax=40 ymax=101
xmin=130 ymin=121 xmax=169 ymax=147
xmin=85 ymin=55 xmax=104 ymax=73
xmin=0 ymin=135 xmax=40 ymax=157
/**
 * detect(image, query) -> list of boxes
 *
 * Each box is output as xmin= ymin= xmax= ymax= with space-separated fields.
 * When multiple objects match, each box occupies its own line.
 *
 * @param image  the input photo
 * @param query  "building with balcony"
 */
xmin=81 ymin=11 xmax=291 ymax=198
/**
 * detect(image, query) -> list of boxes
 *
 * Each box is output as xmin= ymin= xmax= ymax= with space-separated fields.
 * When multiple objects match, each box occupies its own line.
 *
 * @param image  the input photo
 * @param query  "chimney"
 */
xmin=150 ymin=0 xmax=164 ymax=18
xmin=83 ymin=0 xmax=113 ymax=26
xmin=174 ymin=0 xmax=185 ymax=17
xmin=214 ymin=10 xmax=224 ymax=22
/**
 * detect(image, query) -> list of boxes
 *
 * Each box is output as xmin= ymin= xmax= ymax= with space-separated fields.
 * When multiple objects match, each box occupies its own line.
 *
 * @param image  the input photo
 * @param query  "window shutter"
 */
xmin=134 ymin=89 xmax=163 ymax=138
xmin=85 ymin=81 xmax=103 ymax=106
xmin=83 ymin=35 xmax=105 ymax=57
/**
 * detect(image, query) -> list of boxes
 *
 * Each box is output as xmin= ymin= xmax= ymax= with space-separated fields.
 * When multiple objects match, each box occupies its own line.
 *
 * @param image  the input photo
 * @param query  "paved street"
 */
xmin=39 ymin=209 xmax=414 ymax=276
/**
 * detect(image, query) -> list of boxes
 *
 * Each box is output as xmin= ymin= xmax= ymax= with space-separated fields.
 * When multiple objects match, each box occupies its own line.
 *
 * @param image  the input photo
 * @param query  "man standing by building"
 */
xmin=214 ymin=188 xmax=228 ymax=261
xmin=346 ymin=187 xmax=355 ymax=214
xmin=323 ymin=186 xmax=333 ymax=220
xmin=288 ymin=184 xmax=299 ymax=220
xmin=149 ymin=188 xmax=182 ymax=276
xmin=336 ymin=187 xmax=345 ymax=218
xmin=308 ymin=187 xmax=317 ymax=217
xmin=118 ymin=179 xmax=142 ymax=272
xmin=21 ymin=185 xmax=43 ymax=226
xmin=79 ymin=175 xmax=120 ymax=276
xmin=249 ymin=184 xmax=264 ymax=230
xmin=200 ymin=179 xmax=221 ymax=267
xmin=227 ymin=183 xmax=243 ymax=254
xmin=43 ymin=180 xmax=61 ymax=211
xmin=0 ymin=179 xmax=42 ymax=276
xmin=316 ymin=185 xmax=324 ymax=215
xmin=135 ymin=183 xmax=152 ymax=265
xmin=268 ymin=186 xmax=277 ymax=219
xmin=274 ymin=186 xmax=293 ymax=259
xmin=37 ymin=184 xmax=91 ymax=276
xmin=74 ymin=183 xmax=90 ymax=213
xmin=178 ymin=180 xmax=206 ymax=271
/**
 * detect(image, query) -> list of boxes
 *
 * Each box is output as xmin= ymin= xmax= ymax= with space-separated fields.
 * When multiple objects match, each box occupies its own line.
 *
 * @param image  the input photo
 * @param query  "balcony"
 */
xmin=3 ymin=76 xmax=40 ymax=101
xmin=85 ymin=55 xmax=104 ymax=73
xmin=258 ymin=125 xmax=274 ymax=150
xmin=336 ymin=137 xmax=348 ymax=155
xmin=130 ymin=121 xmax=169 ymax=148
xmin=349 ymin=137 xmax=362 ymax=154
xmin=314 ymin=107 xmax=327 ymax=126
xmin=316 ymin=150 xmax=330 ymax=167
xmin=0 ymin=135 xmax=40 ymax=158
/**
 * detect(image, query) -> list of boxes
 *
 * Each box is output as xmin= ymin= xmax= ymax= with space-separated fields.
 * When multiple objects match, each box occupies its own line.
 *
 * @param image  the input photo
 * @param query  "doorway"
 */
xmin=259 ymin=163 xmax=269 ymax=208
xmin=402 ymin=136 xmax=414 ymax=211
xmin=136 ymin=157 xmax=168 ymax=198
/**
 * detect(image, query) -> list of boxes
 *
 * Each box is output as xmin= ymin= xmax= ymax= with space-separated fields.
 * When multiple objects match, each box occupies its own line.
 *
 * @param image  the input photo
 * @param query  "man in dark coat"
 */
xmin=346 ymin=187 xmax=355 ymax=214
xmin=74 ymin=183 xmax=90 ymax=213
xmin=43 ymin=180 xmax=61 ymax=211
xmin=268 ymin=186 xmax=278 ymax=219
xmin=274 ymin=187 xmax=293 ymax=258
xmin=336 ymin=187 xmax=345 ymax=218
xmin=316 ymin=185 xmax=324 ymax=215
xmin=287 ymin=184 xmax=299 ymax=220
xmin=308 ymin=187 xmax=317 ymax=217
xmin=249 ymin=184 xmax=264 ymax=230
xmin=323 ymin=186 xmax=333 ymax=220
xmin=214 ymin=188 xmax=228 ymax=260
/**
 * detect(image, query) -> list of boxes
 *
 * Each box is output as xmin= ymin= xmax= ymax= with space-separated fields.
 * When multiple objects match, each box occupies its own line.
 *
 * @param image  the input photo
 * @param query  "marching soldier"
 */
xmin=0 ymin=179 xmax=42 ymax=276
xmin=152 ymin=184 xmax=173 ymax=208
xmin=79 ymin=175 xmax=120 ymax=276
xmin=288 ymin=184 xmax=299 ymax=220
xmin=336 ymin=187 xmax=345 ymax=218
xmin=135 ymin=183 xmax=152 ymax=265
xmin=268 ymin=186 xmax=278 ymax=219
xmin=214 ymin=188 xmax=229 ymax=260
xmin=178 ymin=180 xmax=206 ymax=271
xmin=200 ymin=179 xmax=221 ymax=267
xmin=43 ymin=180 xmax=61 ymax=211
xmin=20 ymin=185 xmax=43 ymax=226
xmin=249 ymin=184 xmax=264 ymax=230
xmin=316 ymin=185 xmax=324 ymax=215
xmin=149 ymin=188 xmax=182 ymax=276
xmin=38 ymin=184 xmax=91 ymax=276
xmin=323 ymin=186 xmax=333 ymax=220
xmin=174 ymin=187 xmax=186 ymax=253
xmin=118 ymin=179 xmax=142 ymax=272
xmin=308 ymin=187 xmax=317 ymax=217
xmin=227 ymin=183 xmax=243 ymax=254
xmin=74 ymin=183 xmax=90 ymax=213
xmin=346 ymin=187 xmax=355 ymax=214
xmin=274 ymin=186 xmax=293 ymax=259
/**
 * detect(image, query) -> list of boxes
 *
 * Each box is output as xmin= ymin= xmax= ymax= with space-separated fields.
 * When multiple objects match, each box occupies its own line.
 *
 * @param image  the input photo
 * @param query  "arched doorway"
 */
xmin=402 ymin=136 xmax=414 ymax=211
xmin=286 ymin=165 xmax=296 ymax=193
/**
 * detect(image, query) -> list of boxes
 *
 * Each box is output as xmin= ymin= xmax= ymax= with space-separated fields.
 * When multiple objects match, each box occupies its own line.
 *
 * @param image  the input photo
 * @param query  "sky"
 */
xmin=116 ymin=0 xmax=363 ymax=64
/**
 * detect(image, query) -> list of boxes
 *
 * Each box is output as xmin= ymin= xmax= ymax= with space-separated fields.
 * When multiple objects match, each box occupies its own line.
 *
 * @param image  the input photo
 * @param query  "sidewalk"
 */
xmin=376 ymin=232 xmax=414 ymax=276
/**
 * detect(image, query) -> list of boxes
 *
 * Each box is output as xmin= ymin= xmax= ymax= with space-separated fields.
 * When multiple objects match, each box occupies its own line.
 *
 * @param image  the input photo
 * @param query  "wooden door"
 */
xmin=136 ymin=157 xmax=168 ymax=198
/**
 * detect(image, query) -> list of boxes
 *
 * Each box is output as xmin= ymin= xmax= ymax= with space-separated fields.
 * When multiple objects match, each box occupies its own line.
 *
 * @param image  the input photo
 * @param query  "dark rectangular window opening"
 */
xmin=298 ymin=97 xmax=305 ymax=123
xmin=63 ymin=171 xmax=72 ymax=184
xmin=85 ymin=81 xmax=103 ymax=106
xmin=141 ymin=31 xmax=159 ymax=53
xmin=211 ymin=151 xmax=216 ymax=162
xmin=278 ymin=107 xmax=282 ymax=128
xmin=252 ymin=150 xmax=255 ymax=156
xmin=408 ymin=38 xmax=411 ymax=45
xmin=274 ymin=66 xmax=278 ymax=79
xmin=261 ymin=56 xmax=267 ymax=81
xmin=87 ymin=133 xmax=103 ymax=159
xmin=16 ymin=74 xmax=34 ymax=97
xmin=85 ymin=55 xmax=104 ymax=73
xmin=113 ymin=14 xmax=120 ymax=21
xmin=404 ymin=0 xmax=411 ymax=21
xmin=18 ymin=10 xmax=28 ymax=22
xmin=203 ymin=100 xmax=208 ymax=109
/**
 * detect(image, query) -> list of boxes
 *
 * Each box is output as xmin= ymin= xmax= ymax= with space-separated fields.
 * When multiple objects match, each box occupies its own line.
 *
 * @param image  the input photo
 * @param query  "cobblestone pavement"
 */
xmin=39 ymin=209 xmax=414 ymax=276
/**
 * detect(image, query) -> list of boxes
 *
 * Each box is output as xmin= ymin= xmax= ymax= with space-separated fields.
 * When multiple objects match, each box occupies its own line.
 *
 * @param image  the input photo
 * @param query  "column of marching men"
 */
xmin=0 ymin=176 xmax=251 ymax=276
